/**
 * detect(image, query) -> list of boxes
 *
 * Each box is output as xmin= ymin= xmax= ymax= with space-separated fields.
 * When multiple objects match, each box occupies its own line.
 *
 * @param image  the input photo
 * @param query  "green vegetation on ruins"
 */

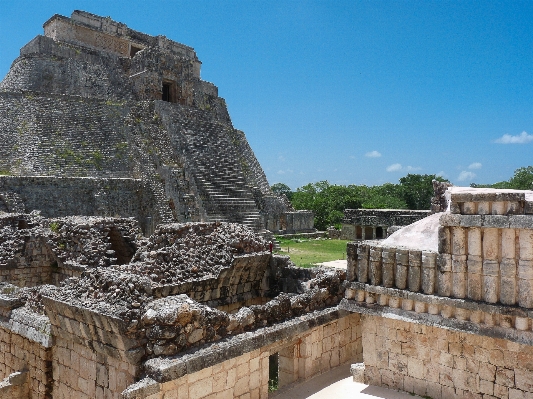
xmin=275 ymin=236 xmax=350 ymax=268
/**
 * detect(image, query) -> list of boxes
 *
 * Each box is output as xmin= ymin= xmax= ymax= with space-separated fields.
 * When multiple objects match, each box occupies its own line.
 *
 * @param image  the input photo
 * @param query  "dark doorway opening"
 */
xmin=268 ymin=353 xmax=279 ymax=392
xmin=162 ymin=83 xmax=172 ymax=102
xmin=108 ymin=227 xmax=135 ymax=265
xmin=376 ymin=226 xmax=384 ymax=239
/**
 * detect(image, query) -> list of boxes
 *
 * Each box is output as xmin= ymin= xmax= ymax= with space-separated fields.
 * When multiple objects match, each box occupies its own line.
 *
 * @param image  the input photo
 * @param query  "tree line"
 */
xmin=272 ymin=167 xmax=533 ymax=231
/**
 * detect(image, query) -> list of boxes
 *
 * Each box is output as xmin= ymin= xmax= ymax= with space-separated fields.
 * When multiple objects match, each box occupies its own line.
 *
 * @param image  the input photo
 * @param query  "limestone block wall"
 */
xmin=347 ymin=241 xmax=438 ymax=295
xmin=362 ymin=315 xmax=533 ymax=399
xmin=0 ymin=35 xmax=134 ymax=100
xmin=0 ymin=371 xmax=29 ymax=399
xmin=438 ymin=213 xmax=533 ymax=306
xmin=0 ymin=92 xmax=133 ymax=177
xmin=0 ymin=176 xmax=147 ymax=221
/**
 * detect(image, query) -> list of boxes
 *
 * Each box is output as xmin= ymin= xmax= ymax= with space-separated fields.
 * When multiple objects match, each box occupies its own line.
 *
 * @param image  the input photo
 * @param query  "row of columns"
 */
xmin=356 ymin=226 xmax=388 ymax=240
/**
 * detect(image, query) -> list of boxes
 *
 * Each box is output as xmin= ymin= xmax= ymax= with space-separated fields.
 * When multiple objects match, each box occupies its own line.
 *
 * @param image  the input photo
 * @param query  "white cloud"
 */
xmin=458 ymin=171 xmax=476 ymax=181
xmin=277 ymin=170 xmax=285 ymax=175
xmin=494 ymin=131 xmax=533 ymax=144
xmin=436 ymin=171 xmax=447 ymax=178
xmin=468 ymin=162 xmax=482 ymax=170
xmin=365 ymin=150 xmax=381 ymax=158
xmin=386 ymin=163 xmax=421 ymax=172
xmin=349 ymin=155 xmax=356 ymax=159
xmin=386 ymin=163 xmax=402 ymax=172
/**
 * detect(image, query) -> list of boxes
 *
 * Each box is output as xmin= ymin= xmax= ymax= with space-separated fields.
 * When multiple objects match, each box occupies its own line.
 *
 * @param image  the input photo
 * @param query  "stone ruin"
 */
xmin=0 ymin=212 xmax=350 ymax=398
xmin=0 ymin=10 xmax=314 ymax=236
xmin=3 ymin=186 xmax=533 ymax=399
xmin=343 ymin=187 xmax=533 ymax=398
xmin=2 ymin=9 xmax=533 ymax=399
xmin=341 ymin=209 xmax=430 ymax=240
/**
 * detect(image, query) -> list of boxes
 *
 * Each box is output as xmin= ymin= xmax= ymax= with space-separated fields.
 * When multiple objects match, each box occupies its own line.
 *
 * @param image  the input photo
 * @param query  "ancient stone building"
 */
xmin=3 ymin=10 xmax=533 ymax=399
xmin=341 ymin=208 xmax=430 ymax=240
xmin=0 ymin=10 xmax=313 ymax=235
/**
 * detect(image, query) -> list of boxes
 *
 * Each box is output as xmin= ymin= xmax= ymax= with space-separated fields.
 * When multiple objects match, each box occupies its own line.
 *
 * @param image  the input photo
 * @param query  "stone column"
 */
xmin=357 ymin=244 xmax=370 ymax=283
xmin=381 ymin=248 xmax=395 ymax=288
xmin=518 ymin=229 xmax=533 ymax=308
xmin=421 ymin=251 xmax=437 ymax=294
xmin=483 ymin=228 xmax=500 ymax=304
xmin=467 ymin=227 xmax=483 ymax=301
xmin=395 ymin=248 xmax=409 ymax=290
xmin=369 ymin=246 xmax=383 ymax=286
xmin=478 ymin=201 xmax=490 ymax=215
xmin=361 ymin=226 xmax=366 ymax=241
xmin=408 ymin=250 xmax=422 ymax=292
xmin=383 ymin=227 xmax=388 ymax=238
xmin=500 ymin=229 xmax=517 ymax=305
xmin=451 ymin=227 xmax=467 ymax=298
xmin=437 ymin=226 xmax=452 ymax=297
xmin=372 ymin=227 xmax=377 ymax=240
xmin=346 ymin=242 xmax=358 ymax=281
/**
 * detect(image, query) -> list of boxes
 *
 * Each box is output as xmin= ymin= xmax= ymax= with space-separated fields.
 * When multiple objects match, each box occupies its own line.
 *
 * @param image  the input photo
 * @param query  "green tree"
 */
xmin=362 ymin=183 xmax=408 ymax=209
xmin=471 ymin=166 xmax=533 ymax=190
xmin=399 ymin=174 xmax=448 ymax=210
xmin=271 ymin=183 xmax=293 ymax=200
xmin=291 ymin=181 xmax=362 ymax=230
xmin=508 ymin=166 xmax=533 ymax=190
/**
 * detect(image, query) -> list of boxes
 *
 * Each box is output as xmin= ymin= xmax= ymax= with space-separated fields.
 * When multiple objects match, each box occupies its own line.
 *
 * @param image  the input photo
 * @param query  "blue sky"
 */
xmin=1 ymin=1 xmax=532 ymax=189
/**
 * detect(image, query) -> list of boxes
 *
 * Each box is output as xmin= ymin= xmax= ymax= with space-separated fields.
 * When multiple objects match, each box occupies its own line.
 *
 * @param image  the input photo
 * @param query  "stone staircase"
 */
xmin=157 ymin=103 xmax=263 ymax=231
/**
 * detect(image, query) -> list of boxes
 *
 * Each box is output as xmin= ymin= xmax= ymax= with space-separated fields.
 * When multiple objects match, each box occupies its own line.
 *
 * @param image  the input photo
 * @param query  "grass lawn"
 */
xmin=275 ymin=237 xmax=350 ymax=268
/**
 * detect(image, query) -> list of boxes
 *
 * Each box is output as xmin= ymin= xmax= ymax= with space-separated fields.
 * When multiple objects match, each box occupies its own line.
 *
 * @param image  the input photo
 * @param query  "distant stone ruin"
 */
xmin=0 ymin=10 xmax=313 ymax=235
xmin=341 ymin=208 xmax=430 ymax=240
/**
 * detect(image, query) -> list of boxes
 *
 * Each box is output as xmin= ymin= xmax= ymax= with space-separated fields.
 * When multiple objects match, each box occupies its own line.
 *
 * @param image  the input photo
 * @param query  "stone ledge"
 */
xmin=440 ymin=213 xmax=533 ymax=229
xmin=142 ymin=307 xmax=348 ymax=384
xmin=341 ymin=283 xmax=533 ymax=346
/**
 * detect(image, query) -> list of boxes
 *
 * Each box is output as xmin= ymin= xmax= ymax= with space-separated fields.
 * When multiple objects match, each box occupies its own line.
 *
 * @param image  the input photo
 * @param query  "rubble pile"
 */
xmin=39 ymin=222 xmax=267 ymax=322
xmin=0 ymin=213 xmax=45 ymax=267
xmin=45 ymin=216 xmax=140 ymax=267
xmin=127 ymin=222 xmax=267 ymax=284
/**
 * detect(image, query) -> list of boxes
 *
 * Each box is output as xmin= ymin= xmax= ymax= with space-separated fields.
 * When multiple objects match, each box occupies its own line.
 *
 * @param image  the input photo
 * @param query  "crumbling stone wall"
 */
xmin=124 ymin=311 xmax=361 ymax=399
